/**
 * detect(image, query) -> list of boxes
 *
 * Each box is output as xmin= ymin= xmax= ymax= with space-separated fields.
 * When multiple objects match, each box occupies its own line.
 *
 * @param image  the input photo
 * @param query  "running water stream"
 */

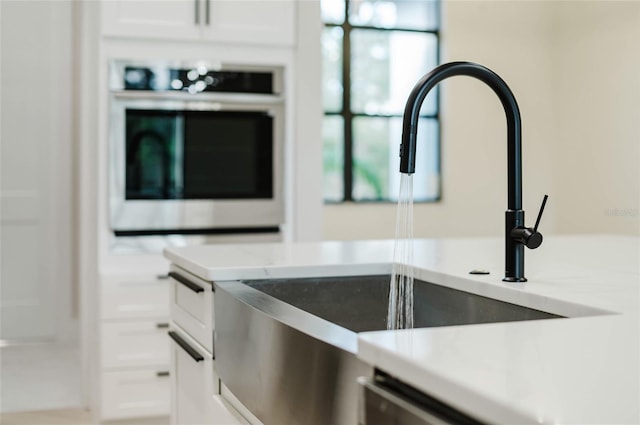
xmin=386 ymin=173 xmax=415 ymax=330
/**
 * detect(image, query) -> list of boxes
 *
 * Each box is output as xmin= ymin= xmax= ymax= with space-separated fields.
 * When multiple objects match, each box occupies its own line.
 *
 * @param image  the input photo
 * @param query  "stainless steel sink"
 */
xmin=214 ymin=275 xmax=562 ymax=425
xmin=243 ymin=274 xmax=561 ymax=331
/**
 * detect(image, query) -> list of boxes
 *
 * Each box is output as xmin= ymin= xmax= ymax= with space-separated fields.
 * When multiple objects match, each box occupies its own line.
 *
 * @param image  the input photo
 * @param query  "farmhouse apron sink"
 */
xmin=214 ymin=274 xmax=562 ymax=425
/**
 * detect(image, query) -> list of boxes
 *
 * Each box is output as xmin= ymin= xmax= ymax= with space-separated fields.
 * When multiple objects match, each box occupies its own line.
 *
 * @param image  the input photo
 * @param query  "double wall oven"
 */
xmin=108 ymin=60 xmax=285 ymax=241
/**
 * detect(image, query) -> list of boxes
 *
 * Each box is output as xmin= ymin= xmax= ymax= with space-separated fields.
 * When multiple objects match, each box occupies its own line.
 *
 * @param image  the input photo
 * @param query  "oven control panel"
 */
xmin=123 ymin=66 xmax=274 ymax=94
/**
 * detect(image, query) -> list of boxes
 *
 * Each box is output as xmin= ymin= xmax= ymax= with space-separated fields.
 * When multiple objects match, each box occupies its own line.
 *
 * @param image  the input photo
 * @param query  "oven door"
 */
xmin=109 ymin=93 xmax=284 ymax=232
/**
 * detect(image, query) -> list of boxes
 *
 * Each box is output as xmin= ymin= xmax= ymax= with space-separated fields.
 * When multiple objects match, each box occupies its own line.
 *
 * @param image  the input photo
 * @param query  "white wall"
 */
xmin=551 ymin=1 xmax=640 ymax=235
xmin=323 ymin=0 xmax=640 ymax=240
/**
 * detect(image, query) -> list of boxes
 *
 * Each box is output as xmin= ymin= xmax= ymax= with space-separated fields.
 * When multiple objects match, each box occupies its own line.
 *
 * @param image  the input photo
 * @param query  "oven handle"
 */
xmin=110 ymin=90 xmax=284 ymax=104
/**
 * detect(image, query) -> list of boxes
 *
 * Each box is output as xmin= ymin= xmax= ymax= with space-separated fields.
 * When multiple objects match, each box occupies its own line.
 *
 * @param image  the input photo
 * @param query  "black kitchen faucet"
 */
xmin=399 ymin=61 xmax=547 ymax=282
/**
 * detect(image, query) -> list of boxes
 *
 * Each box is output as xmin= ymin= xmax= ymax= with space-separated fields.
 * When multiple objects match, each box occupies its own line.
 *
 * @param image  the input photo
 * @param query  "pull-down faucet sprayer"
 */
xmin=399 ymin=61 xmax=547 ymax=282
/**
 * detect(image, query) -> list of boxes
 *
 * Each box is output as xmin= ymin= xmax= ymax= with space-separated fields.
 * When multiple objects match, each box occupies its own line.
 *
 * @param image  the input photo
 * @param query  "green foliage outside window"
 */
xmin=321 ymin=0 xmax=441 ymax=202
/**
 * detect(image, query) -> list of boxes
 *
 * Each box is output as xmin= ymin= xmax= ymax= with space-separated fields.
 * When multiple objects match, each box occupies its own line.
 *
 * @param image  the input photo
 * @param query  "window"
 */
xmin=321 ymin=0 xmax=441 ymax=202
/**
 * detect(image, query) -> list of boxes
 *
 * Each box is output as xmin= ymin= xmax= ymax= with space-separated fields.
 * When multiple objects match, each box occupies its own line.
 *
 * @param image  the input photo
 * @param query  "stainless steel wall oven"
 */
xmin=109 ymin=60 xmax=285 ymax=235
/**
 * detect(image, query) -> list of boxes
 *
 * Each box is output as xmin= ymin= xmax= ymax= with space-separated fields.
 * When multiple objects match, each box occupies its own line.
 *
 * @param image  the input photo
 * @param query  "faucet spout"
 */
xmin=400 ymin=61 xmax=522 ymax=210
xmin=400 ymin=61 xmax=543 ymax=282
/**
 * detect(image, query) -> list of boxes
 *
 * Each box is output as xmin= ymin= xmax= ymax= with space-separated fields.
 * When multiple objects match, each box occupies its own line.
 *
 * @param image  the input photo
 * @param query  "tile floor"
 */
xmin=0 ymin=343 xmax=82 ymax=414
xmin=0 ymin=408 xmax=92 ymax=425
xmin=0 ymin=409 xmax=170 ymax=425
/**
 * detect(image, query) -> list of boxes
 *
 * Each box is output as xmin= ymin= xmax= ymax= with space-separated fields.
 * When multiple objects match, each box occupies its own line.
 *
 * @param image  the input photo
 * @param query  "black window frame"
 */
xmin=322 ymin=0 xmax=442 ymax=203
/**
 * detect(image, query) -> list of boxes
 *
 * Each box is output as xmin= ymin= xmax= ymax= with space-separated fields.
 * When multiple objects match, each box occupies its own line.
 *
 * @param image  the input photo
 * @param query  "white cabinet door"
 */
xmin=101 ymin=0 xmax=296 ymax=46
xmin=0 ymin=0 xmax=73 ymax=341
xmin=101 ymin=0 xmax=202 ymax=40
xmin=203 ymin=0 xmax=296 ymax=46
xmin=169 ymin=329 xmax=243 ymax=425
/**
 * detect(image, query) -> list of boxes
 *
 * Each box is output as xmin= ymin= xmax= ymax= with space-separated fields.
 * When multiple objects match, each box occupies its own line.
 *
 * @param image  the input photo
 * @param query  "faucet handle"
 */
xmin=512 ymin=194 xmax=548 ymax=249
xmin=533 ymin=194 xmax=549 ymax=233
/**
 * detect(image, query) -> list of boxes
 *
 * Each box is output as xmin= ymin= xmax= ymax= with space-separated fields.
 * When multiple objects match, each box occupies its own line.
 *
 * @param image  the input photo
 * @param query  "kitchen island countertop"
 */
xmin=164 ymin=235 xmax=639 ymax=424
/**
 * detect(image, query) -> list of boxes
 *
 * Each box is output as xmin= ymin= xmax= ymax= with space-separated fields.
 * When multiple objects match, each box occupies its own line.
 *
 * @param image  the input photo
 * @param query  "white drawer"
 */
xmin=101 ymin=276 xmax=170 ymax=320
xmin=169 ymin=329 xmax=242 ymax=425
xmin=101 ymin=321 xmax=170 ymax=369
xmin=169 ymin=268 xmax=213 ymax=353
xmin=101 ymin=369 xmax=170 ymax=421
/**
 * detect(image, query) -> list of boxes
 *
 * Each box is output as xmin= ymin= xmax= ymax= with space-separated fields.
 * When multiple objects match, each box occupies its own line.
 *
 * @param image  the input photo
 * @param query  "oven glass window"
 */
xmin=125 ymin=109 xmax=273 ymax=200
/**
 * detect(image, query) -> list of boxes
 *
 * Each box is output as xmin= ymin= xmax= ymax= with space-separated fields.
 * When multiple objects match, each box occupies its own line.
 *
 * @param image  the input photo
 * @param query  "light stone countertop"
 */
xmin=164 ymin=234 xmax=639 ymax=424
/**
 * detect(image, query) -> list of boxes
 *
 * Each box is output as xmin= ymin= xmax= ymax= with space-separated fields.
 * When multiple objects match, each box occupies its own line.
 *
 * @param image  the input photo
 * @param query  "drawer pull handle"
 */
xmin=168 ymin=331 xmax=204 ymax=362
xmin=156 ymin=273 xmax=170 ymax=280
xmin=168 ymin=272 xmax=204 ymax=293
xmin=156 ymin=371 xmax=170 ymax=377
xmin=156 ymin=323 xmax=169 ymax=329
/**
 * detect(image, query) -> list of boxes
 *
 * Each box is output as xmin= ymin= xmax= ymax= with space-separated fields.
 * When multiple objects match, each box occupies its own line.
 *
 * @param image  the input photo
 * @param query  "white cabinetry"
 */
xmin=101 ymin=0 xmax=296 ymax=46
xmin=101 ymin=370 xmax=170 ymax=420
xmin=168 ymin=268 xmax=245 ymax=425
xmin=169 ymin=330 xmax=243 ymax=425
xmin=99 ymin=275 xmax=171 ymax=421
xmin=1 ymin=0 xmax=73 ymax=341
xmin=101 ymin=321 xmax=170 ymax=369
xmin=170 ymin=271 xmax=214 ymax=353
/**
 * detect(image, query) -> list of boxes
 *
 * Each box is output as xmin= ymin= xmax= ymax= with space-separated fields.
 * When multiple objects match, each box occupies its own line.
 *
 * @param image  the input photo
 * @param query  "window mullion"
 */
xmin=343 ymin=3 xmax=353 ymax=202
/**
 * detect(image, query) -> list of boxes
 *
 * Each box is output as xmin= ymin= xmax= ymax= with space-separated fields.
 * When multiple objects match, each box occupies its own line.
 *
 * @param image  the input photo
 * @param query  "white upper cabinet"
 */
xmin=101 ymin=0 xmax=296 ymax=46
xmin=101 ymin=0 xmax=202 ymax=40
xmin=203 ymin=0 xmax=295 ymax=46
